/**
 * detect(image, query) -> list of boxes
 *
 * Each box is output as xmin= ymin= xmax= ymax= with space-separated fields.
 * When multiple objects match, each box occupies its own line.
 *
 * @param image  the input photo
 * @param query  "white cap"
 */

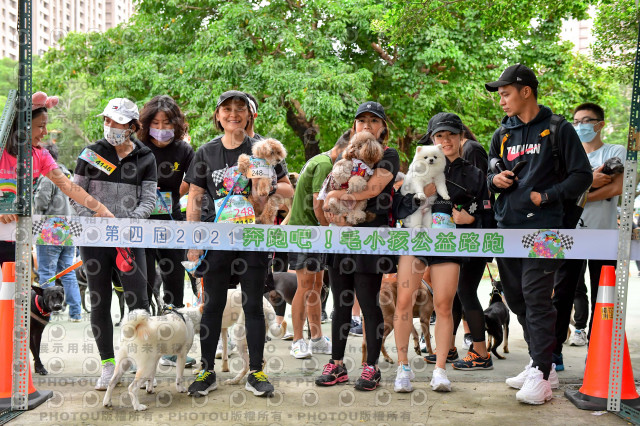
xmin=97 ymin=98 xmax=139 ymax=124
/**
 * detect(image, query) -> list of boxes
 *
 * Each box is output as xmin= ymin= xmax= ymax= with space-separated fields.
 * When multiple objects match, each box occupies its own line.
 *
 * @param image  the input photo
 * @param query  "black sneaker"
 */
xmin=452 ymin=347 xmax=493 ymax=370
xmin=315 ymin=360 xmax=349 ymax=386
xmin=245 ymin=371 xmax=274 ymax=397
xmin=187 ymin=370 xmax=217 ymax=397
xmin=354 ymin=363 xmax=381 ymax=391
xmin=424 ymin=347 xmax=459 ymax=364
xmin=321 ymin=310 xmax=328 ymax=323
xmin=430 ymin=312 xmax=436 ymax=325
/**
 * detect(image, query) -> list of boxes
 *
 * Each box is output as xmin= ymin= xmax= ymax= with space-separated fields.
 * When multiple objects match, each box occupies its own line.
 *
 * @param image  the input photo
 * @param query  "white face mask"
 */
xmin=104 ymin=125 xmax=130 ymax=146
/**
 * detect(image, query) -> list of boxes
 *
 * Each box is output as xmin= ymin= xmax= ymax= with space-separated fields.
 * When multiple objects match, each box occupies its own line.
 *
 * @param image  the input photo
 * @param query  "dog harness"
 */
xmin=161 ymin=304 xmax=186 ymax=324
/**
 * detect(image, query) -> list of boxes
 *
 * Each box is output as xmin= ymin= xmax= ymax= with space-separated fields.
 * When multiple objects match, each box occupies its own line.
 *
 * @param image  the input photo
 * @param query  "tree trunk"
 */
xmin=396 ymin=128 xmax=415 ymax=173
xmin=285 ymin=100 xmax=321 ymax=161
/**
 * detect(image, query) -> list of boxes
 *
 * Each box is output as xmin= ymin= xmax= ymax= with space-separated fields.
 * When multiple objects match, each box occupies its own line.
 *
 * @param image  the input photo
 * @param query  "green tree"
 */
xmin=592 ymin=0 xmax=639 ymax=80
xmin=35 ymin=0 xmax=627 ymax=173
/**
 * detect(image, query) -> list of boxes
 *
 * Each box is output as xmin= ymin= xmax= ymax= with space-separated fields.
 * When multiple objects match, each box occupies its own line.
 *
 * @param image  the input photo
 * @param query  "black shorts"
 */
xmin=289 ymin=252 xmax=327 ymax=272
xmin=413 ymin=255 xmax=467 ymax=267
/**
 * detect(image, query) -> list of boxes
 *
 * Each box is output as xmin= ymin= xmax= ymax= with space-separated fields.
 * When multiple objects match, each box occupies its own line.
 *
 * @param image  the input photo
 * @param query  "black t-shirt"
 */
xmin=143 ymin=139 xmax=195 ymax=220
xmin=365 ymin=147 xmax=400 ymax=226
xmin=184 ymin=136 xmax=288 ymax=222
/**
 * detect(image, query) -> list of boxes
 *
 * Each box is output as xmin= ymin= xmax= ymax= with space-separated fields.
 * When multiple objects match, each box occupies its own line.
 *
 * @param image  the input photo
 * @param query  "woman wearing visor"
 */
xmin=184 ymin=91 xmax=293 ymax=398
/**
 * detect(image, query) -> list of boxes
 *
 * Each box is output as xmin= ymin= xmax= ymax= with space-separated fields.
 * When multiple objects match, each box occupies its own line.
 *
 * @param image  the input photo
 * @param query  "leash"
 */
xmin=187 ymin=173 xmax=244 ymax=276
xmin=156 ymin=189 xmax=175 ymax=221
xmin=421 ymin=279 xmax=434 ymax=296
xmin=486 ymin=263 xmax=500 ymax=291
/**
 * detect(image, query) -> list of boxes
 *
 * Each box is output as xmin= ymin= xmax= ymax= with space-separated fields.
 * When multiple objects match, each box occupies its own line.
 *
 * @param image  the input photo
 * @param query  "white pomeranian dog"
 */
xmin=400 ymin=145 xmax=450 ymax=228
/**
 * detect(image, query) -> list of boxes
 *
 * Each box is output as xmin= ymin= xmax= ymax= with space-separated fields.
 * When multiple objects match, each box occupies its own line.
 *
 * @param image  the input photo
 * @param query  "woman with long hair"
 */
xmin=315 ymin=101 xmax=399 ymax=391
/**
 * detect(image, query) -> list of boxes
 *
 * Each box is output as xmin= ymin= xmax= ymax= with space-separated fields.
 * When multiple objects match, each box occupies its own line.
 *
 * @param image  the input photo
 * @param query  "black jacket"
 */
xmin=487 ymin=106 xmax=592 ymax=229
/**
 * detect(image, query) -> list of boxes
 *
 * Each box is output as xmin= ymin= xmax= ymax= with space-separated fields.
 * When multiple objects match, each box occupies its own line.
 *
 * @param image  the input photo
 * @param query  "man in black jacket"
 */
xmin=485 ymin=64 xmax=592 ymax=405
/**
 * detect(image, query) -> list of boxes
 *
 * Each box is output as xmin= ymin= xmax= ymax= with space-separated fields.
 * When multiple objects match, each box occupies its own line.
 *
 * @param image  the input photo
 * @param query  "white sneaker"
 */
xmin=310 ymin=336 xmax=332 ymax=355
xmin=215 ymin=335 xmax=236 ymax=359
xmin=394 ymin=364 xmax=415 ymax=393
xmin=507 ymin=360 xmax=559 ymax=389
xmin=281 ymin=331 xmax=294 ymax=341
xmin=516 ymin=367 xmax=553 ymax=404
xmin=290 ymin=339 xmax=311 ymax=359
xmin=430 ymin=367 xmax=451 ymax=392
xmin=569 ymin=329 xmax=588 ymax=346
xmin=95 ymin=361 xmax=116 ymax=391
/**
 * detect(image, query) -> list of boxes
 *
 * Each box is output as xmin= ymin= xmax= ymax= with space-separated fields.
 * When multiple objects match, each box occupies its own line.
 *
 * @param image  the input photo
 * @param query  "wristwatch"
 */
xmin=539 ymin=192 xmax=550 ymax=206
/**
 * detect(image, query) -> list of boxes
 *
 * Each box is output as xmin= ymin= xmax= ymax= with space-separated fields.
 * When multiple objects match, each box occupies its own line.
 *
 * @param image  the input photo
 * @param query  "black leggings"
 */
xmin=271 ymin=252 xmax=289 ymax=317
xmin=200 ymin=251 xmax=270 ymax=372
xmin=452 ymin=259 xmax=487 ymax=343
xmin=80 ymin=246 xmax=149 ymax=360
xmin=145 ymin=248 xmax=187 ymax=307
xmin=327 ymin=266 xmax=383 ymax=366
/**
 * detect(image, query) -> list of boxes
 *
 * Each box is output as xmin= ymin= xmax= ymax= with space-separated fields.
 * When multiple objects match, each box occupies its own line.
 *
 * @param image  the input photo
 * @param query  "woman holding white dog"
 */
xmin=315 ymin=101 xmax=399 ymax=392
xmin=393 ymin=113 xmax=487 ymax=393
xmin=184 ymin=91 xmax=293 ymax=398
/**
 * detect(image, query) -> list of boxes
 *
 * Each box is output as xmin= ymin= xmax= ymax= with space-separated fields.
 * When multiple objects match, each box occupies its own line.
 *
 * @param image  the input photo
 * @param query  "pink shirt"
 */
xmin=0 ymin=147 xmax=58 ymax=206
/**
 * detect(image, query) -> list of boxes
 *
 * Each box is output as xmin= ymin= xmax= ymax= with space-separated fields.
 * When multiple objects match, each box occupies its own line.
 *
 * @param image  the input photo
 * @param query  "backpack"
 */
xmin=499 ymin=114 xmax=585 ymax=228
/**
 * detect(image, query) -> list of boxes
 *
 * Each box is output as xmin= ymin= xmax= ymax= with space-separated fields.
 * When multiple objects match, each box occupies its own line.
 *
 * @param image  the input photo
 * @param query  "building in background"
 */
xmin=560 ymin=6 xmax=595 ymax=56
xmin=0 ymin=0 xmax=133 ymax=60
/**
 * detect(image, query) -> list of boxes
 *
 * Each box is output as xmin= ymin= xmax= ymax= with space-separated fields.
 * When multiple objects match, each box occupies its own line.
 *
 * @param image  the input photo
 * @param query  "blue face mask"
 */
xmin=575 ymin=123 xmax=598 ymax=143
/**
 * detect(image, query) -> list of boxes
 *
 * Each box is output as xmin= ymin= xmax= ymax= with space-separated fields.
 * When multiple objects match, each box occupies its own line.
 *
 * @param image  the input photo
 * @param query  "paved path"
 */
xmin=7 ymin=264 xmax=640 ymax=425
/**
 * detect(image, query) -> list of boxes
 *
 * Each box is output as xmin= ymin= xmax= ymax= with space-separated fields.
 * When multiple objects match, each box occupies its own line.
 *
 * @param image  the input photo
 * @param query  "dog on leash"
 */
xmin=218 ymin=288 xmax=286 ymax=385
xmin=484 ymin=285 xmax=510 ymax=360
xmin=103 ymin=306 xmax=202 ymax=411
xmin=362 ymin=271 xmax=434 ymax=364
xmin=30 ymin=285 xmax=65 ymax=375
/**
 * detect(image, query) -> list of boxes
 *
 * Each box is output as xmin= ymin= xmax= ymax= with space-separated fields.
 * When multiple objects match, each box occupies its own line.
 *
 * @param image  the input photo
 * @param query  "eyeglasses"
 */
xmin=572 ymin=117 xmax=601 ymax=126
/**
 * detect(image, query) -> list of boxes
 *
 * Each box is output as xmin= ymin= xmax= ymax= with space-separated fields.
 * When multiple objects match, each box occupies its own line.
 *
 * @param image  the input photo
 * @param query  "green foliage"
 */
xmin=593 ymin=0 xmax=639 ymax=80
xmin=33 ymin=0 xmax=631 ymax=173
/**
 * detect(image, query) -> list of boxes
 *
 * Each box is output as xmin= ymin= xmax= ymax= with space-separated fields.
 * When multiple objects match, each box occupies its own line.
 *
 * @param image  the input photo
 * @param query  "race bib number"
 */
xmin=432 ymin=212 xmax=456 ymax=229
xmin=79 ymin=148 xmax=116 ymax=175
xmin=214 ymin=195 xmax=256 ymax=224
xmin=151 ymin=191 xmax=172 ymax=215
xmin=247 ymin=157 xmax=275 ymax=179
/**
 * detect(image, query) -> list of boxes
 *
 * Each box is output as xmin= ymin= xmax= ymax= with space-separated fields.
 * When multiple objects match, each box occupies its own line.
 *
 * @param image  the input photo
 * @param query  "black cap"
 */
xmin=427 ymin=112 xmax=463 ymax=135
xmin=485 ymin=64 xmax=538 ymax=92
xmin=355 ymin=101 xmax=387 ymax=121
xmin=216 ymin=90 xmax=250 ymax=108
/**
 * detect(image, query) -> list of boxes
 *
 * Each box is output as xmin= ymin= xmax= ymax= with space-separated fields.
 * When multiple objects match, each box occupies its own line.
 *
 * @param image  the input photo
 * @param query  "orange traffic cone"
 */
xmin=0 ymin=262 xmax=51 ymax=410
xmin=565 ymin=265 xmax=640 ymax=410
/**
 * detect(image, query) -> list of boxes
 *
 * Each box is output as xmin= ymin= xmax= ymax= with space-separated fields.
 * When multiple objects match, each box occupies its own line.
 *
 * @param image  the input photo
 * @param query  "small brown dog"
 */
xmin=237 ymin=138 xmax=288 ymax=224
xmin=323 ymin=132 xmax=384 ymax=225
xmin=361 ymin=270 xmax=434 ymax=364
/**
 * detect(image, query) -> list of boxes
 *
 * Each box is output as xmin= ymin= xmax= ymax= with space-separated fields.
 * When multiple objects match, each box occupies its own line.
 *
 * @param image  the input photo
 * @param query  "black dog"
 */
xmin=484 ymin=285 xmax=510 ymax=360
xmin=265 ymin=271 xmax=329 ymax=339
xmin=30 ymin=285 xmax=65 ymax=375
